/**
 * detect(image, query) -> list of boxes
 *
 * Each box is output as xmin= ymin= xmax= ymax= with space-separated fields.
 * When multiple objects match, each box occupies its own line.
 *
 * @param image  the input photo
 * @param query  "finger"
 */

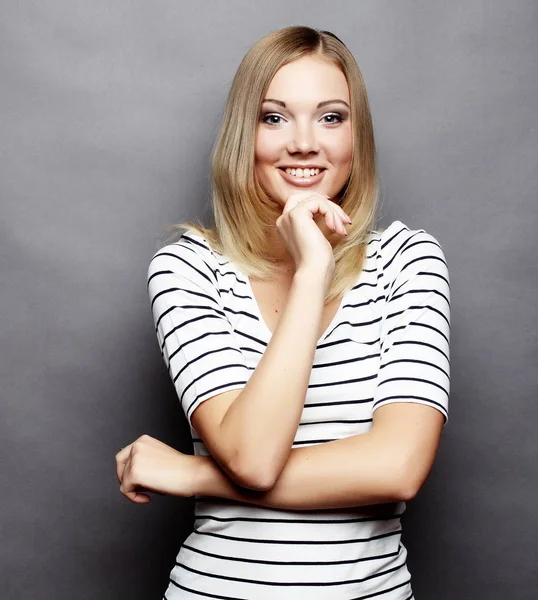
xmin=319 ymin=194 xmax=350 ymax=222
xmin=326 ymin=207 xmax=337 ymax=232
xmin=336 ymin=205 xmax=352 ymax=224
xmin=325 ymin=202 xmax=350 ymax=233
xmin=327 ymin=200 xmax=351 ymax=224
xmin=299 ymin=198 xmax=346 ymax=236
xmin=334 ymin=206 xmax=349 ymax=235
xmin=115 ymin=443 xmax=133 ymax=483
xmin=282 ymin=193 xmax=307 ymax=215
xmin=297 ymin=197 xmax=337 ymax=227
xmin=331 ymin=212 xmax=347 ymax=236
xmin=291 ymin=196 xmax=325 ymax=221
xmin=120 ymin=479 xmax=151 ymax=503
xmin=285 ymin=196 xmax=347 ymax=237
xmin=122 ymin=489 xmax=151 ymax=504
xmin=120 ymin=463 xmax=151 ymax=504
xmin=116 ymin=463 xmax=124 ymax=485
xmin=324 ymin=204 xmax=347 ymax=237
xmin=116 ymin=443 xmax=133 ymax=462
xmin=284 ymin=191 xmax=330 ymax=214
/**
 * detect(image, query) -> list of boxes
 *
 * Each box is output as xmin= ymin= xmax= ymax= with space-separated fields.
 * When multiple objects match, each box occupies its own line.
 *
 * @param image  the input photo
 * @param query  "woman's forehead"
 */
xmin=265 ymin=56 xmax=350 ymax=106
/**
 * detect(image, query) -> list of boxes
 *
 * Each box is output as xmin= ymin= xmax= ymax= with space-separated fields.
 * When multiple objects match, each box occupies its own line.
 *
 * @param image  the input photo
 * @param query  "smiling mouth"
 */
xmin=277 ymin=167 xmax=327 ymax=187
xmin=279 ymin=167 xmax=325 ymax=178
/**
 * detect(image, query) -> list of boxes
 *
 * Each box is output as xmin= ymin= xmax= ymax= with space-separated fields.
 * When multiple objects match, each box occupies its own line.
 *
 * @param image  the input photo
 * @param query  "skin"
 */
xmin=184 ymin=55 xmax=357 ymax=489
xmin=254 ymin=54 xmax=353 ymax=266
xmin=115 ymin=55 xmax=445 ymax=505
xmin=117 ymin=55 xmax=356 ymax=502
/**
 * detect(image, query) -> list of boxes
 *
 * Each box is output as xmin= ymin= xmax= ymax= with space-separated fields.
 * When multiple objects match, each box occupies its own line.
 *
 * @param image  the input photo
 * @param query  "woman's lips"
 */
xmin=277 ymin=168 xmax=326 ymax=187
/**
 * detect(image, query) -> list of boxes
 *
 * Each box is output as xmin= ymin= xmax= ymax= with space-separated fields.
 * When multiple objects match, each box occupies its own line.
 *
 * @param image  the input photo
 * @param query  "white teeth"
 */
xmin=284 ymin=168 xmax=320 ymax=177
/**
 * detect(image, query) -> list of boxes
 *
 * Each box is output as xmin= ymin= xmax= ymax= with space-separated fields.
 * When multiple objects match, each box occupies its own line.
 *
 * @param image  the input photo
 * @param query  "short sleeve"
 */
xmin=147 ymin=233 xmax=249 ymax=427
xmin=373 ymin=226 xmax=451 ymax=423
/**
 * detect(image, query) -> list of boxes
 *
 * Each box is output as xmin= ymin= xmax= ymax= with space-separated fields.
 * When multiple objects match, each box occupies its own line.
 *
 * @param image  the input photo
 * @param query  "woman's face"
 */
xmin=255 ymin=55 xmax=353 ymax=208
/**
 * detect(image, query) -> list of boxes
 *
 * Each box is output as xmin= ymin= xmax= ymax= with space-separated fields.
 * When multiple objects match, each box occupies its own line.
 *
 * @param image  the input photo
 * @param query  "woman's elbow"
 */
xmin=225 ymin=454 xmax=278 ymax=492
xmin=395 ymin=461 xmax=430 ymax=502
xmin=395 ymin=478 xmax=420 ymax=502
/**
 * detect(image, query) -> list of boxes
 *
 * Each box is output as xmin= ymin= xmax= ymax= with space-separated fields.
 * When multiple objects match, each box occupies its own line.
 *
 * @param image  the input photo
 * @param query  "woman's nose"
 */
xmin=287 ymin=121 xmax=319 ymax=154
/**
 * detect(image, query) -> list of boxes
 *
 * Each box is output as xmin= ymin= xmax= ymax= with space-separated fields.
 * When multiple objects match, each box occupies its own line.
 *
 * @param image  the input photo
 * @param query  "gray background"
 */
xmin=1 ymin=1 xmax=537 ymax=598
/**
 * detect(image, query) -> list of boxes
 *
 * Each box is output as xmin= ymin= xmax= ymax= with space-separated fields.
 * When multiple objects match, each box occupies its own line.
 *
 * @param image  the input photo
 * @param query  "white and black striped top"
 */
xmin=148 ymin=220 xmax=450 ymax=600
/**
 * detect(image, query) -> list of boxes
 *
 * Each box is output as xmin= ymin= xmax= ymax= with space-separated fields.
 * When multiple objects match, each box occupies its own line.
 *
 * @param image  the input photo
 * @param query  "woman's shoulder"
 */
xmin=365 ymin=220 xmax=448 ymax=289
xmin=148 ymin=227 xmax=219 ymax=281
xmin=369 ymin=219 xmax=442 ymax=245
xmin=368 ymin=219 xmax=445 ymax=260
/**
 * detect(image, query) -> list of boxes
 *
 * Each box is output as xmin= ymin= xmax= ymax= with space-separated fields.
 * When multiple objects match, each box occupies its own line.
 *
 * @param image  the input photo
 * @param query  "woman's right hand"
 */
xmin=275 ymin=191 xmax=351 ymax=278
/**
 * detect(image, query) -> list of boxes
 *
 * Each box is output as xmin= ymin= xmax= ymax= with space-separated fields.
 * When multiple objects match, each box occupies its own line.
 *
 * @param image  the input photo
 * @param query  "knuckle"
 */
xmin=136 ymin=434 xmax=150 ymax=445
xmin=131 ymin=443 xmax=143 ymax=456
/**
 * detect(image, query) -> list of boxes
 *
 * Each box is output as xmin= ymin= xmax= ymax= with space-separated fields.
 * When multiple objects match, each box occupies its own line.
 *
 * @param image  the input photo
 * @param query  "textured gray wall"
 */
xmin=1 ymin=1 xmax=537 ymax=598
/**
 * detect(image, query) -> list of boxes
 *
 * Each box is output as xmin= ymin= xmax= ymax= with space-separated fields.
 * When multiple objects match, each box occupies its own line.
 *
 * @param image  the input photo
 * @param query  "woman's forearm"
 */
xmin=216 ymin=268 xmax=328 ymax=487
xmin=193 ymin=430 xmax=408 ymax=511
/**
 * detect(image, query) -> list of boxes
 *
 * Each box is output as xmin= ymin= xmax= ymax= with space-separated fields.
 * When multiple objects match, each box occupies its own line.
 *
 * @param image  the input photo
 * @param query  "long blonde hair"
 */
xmin=172 ymin=25 xmax=379 ymax=303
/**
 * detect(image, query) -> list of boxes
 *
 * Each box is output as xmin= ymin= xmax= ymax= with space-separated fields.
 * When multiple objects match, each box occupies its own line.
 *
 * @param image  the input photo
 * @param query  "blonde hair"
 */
xmin=172 ymin=25 xmax=379 ymax=303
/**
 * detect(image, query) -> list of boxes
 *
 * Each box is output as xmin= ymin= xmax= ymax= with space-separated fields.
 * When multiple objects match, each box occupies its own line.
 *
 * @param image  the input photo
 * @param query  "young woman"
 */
xmin=116 ymin=26 xmax=450 ymax=599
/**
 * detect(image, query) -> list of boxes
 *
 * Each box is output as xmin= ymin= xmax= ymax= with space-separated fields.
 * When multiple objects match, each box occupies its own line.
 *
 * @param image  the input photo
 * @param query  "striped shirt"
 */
xmin=148 ymin=219 xmax=450 ymax=600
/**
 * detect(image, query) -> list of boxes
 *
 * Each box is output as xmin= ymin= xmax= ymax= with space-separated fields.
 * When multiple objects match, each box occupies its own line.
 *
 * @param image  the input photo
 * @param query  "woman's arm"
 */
xmin=149 ymin=196 xmax=351 ymax=492
xmin=191 ymin=267 xmax=329 ymax=490
xmin=148 ymin=239 xmax=328 ymax=492
xmin=192 ymin=402 xmax=445 ymax=510
xmin=192 ymin=228 xmax=450 ymax=510
xmin=115 ymin=401 xmax=443 ymax=505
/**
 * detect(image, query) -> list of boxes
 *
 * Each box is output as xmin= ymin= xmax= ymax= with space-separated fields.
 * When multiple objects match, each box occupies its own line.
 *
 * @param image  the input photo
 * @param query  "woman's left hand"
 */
xmin=115 ymin=435 xmax=197 ymax=503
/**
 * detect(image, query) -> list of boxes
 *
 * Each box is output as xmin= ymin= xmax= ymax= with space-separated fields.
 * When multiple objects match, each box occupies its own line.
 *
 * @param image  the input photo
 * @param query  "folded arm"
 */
xmin=192 ymin=402 xmax=445 ymax=510
xmin=189 ymin=229 xmax=450 ymax=509
xmin=149 ymin=239 xmax=333 ymax=491
xmin=153 ymin=227 xmax=450 ymax=504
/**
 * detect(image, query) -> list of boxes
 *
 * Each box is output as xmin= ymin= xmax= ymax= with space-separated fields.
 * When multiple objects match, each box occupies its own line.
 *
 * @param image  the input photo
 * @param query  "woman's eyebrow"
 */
xmin=317 ymin=99 xmax=350 ymax=109
xmin=263 ymin=98 xmax=350 ymax=109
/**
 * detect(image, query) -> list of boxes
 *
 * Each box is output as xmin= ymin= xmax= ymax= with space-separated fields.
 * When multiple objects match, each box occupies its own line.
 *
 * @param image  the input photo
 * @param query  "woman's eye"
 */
xmin=262 ymin=113 xmax=284 ymax=126
xmin=322 ymin=113 xmax=344 ymax=124
xmin=261 ymin=112 xmax=344 ymax=126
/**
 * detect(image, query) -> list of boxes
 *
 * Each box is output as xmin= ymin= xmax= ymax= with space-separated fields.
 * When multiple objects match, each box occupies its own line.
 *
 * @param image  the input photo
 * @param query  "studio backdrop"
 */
xmin=1 ymin=1 xmax=537 ymax=599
